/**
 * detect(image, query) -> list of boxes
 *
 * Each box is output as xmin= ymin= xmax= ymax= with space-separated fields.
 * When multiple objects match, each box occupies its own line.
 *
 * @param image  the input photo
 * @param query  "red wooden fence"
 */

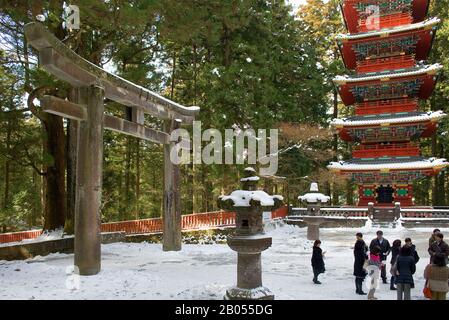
xmin=0 ymin=206 xmax=288 ymax=244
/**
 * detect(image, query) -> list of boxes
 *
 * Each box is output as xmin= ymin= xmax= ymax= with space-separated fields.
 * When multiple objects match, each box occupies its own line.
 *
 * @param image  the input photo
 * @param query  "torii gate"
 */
xmin=24 ymin=22 xmax=199 ymax=275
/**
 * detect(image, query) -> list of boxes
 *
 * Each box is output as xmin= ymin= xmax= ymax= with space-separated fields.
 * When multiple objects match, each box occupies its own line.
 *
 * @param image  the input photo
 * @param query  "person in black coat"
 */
xmin=311 ymin=240 xmax=325 ymax=284
xmin=405 ymin=237 xmax=420 ymax=264
xmin=394 ymin=246 xmax=416 ymax=300
xmin=370 ymin=230 xmax=391 ymax=283
xmin=354 ymin=232 xmax=368 ymax=295
xmin=390 ymin=239 xmax=401 ymax=291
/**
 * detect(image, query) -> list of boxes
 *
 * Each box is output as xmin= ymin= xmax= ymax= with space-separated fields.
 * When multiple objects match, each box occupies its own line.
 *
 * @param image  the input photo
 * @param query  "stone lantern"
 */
xmin=298 ymin=182 xmax=330 ymax=240
xmin=218 ymin=167 xmax=283 ymax=300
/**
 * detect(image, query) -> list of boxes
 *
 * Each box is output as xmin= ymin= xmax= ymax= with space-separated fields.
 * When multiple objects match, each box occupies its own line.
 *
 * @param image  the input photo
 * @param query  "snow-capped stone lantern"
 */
xmin=218 ymin=167 xmax=283 ymax=300
xmin=298 ymin=182 xmax=330 ymax=216
xmin=298 ymin=182 xmax=330 ymax=241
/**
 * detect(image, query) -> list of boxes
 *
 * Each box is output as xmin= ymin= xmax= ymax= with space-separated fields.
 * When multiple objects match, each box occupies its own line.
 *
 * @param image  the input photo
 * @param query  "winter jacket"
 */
xmin=368 ymin=253 xmax=382 ymax=268
xmin=354 ymin=239 xmax=368 ymax=278
xmin=395 ymin=255 xmax=416 ymax=285
xmin=428 ymin=240 xmax=449 ymax=263
xmin=370 ymin=238 xmax=391 ymax=261
xmin=409 ymin=244 xmax=420 ymax=264
xmin=429 ymin=235 xmax=437 ymax=247
xmin=390 ymin=246 xmax=400 ymax=265
xmin=311 ymin=246 xmax=325 ymax=274
xmin=424 ymin=264 xmax=449 ymax=293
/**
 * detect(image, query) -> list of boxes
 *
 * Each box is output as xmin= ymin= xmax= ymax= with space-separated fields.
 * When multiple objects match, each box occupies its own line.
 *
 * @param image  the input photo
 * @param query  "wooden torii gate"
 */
xmin=24 ymin=22 xmax=199 ymax=275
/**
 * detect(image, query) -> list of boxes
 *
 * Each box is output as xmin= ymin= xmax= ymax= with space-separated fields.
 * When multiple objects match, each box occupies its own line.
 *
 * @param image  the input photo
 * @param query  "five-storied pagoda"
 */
xmin=328 ymin=0 xmax=448 ymax=206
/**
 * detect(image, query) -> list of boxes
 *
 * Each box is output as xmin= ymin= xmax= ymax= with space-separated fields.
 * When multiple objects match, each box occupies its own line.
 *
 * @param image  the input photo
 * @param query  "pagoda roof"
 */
xmin=334 ymin=63 xmax=441 ymax=84
xmin=331 ymin=110 xmax=446 ymax=127
xmin=328 ymin=157 xmax=448 ymax=172
xmin=340 ymin=0 xmax=430 ymax=34
xmin=337 ymin=17 xmax=439 ymax=41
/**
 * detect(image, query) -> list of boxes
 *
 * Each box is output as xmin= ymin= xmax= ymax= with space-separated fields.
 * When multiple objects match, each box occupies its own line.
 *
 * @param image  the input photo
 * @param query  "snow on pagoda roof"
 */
xmin=337 ymin=17 xmax=440 ymax=41
xmin=327 ymin=157 xmax=449 ymax=171
xmin=331 ymin=111 xmax=446 ymax=127
xmin=334 ymin=63 xmax=442 ymax=84
xmin=219 ymin=191 xmax=283 ymax=207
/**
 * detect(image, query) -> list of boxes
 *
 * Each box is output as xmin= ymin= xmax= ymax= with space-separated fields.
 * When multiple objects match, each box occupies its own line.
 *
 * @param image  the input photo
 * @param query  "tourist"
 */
xmin=389 ymin=239 xmax=401 ymax=291
xmin=311 ymin=240 xmax=325 ymax=284
xmin=369 ymin=230 xmax=391 ymax=283
xmin=394 ymin=245 xmax=416 ymax=300
xmin=428 ymin=232 xmax=449 ymax=263
xmin=404 ymin=237 xmax=420 ymax=264
xmin=424 ymin=253 xmax=449 ymax=300
xmin=354 ymin=232 xmax=368 ymax=295
xmin=367 ymin=246 xmax=382 ymax=300
xmin=429 ymin=229 xmax=441 ymax=247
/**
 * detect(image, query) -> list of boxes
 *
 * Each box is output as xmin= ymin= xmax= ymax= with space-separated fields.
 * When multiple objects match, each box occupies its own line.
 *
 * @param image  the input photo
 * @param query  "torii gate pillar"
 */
xmin=74 ymin=85 xmax=104 ymax=275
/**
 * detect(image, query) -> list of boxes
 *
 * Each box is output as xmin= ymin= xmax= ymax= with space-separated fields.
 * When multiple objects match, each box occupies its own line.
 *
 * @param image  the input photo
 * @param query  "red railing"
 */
xmin=101 ymin=217 xmax=163 ymax=234
xmin=355 ymin=98 xmax=418 ymax=116
xmin=356 ymin=55 xmax=416 ymax=74
xmin=271 ymin=205 xmax=288 ymax=219
xmin=0 ymin=206 xmax=288 ymax=244
xmin=352 ymin=142 xmax=420 ymax=158
xmin=0 ymin=230 xmax=42 ymax=244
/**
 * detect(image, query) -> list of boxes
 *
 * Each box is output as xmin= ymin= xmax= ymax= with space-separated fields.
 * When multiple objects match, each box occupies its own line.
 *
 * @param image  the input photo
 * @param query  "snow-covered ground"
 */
xmin=1 ymin=222 xmax=446 ymax=300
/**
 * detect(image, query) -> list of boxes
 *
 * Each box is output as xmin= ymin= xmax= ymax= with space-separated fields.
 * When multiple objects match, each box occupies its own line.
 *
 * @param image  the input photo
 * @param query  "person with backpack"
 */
xmin=394 ymin=245 xmax=416 ymax=300
xmin=311 ymin=240 xmax=326 ymax=284
xmin=389 ymin=239 xmax=401 ymax=291
xmin=424 ymin=253 xmax=449 ymax=300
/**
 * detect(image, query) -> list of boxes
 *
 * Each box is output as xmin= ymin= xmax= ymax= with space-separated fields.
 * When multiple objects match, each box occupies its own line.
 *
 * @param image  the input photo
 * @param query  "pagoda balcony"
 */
xmin=338 ymin=18 xmax=439 ymax=70
xmin=332 ymin=110 xmax=446 ymax=143
xmin=341 ymin=0 xmax=430 ymax=34
xmin=327 ymin=156 xmax=449 ymax=184
xmin=356 ymin=55 xmax=416 ymax=74
xmin=355 ymin=98 xmax=418 ymax=115
xmin=352 ymin=142 xmax=420 ymax=158
xmin=359 ymin=12 xmax=413 ymax=33
xmin=334 ymin=63 xmax=441 ymax=105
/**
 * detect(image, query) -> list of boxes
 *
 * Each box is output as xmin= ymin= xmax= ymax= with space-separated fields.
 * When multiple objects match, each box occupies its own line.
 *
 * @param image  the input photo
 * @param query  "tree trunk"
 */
xmin=332 ymin=88 xmax=339 ymax=205
xmin=65 ymin=88 xmax=81 ymax=234
xmin=42 ymin=114 xmax=66 ymax=231
xmin=3 ymin=119 xmax=11 ymax=209
xmin=124 ymin=107 xmax=133 ymax=220
xmin=135 ymin=139 xmax=141 ymax=219
xmin=31 ymin=169 xmax=39 ymax=227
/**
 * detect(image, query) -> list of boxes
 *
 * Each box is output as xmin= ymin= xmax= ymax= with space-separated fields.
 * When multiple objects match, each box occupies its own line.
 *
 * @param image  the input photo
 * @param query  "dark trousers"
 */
xmin=380 ymin=263 xmax=387 ymax=281
xmin=355 ymin=277 xmax=364 ymax=293
xmin=313 ymin=270 xmax=321 ymax=281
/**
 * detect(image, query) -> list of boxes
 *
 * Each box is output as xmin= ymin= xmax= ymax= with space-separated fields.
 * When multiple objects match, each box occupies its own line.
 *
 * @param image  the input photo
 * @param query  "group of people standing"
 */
xmin=352 ymin=229 xmax=449 ymax=300
xmin=311 ymin=229 xmax=449 ymax=300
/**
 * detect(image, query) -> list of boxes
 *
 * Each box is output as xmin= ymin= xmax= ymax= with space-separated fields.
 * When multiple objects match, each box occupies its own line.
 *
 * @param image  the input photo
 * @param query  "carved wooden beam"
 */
xmin=41 ymin=96 xmax=169 ymax=144
xmin=25 ymin=22 xmax=199 ymax=124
